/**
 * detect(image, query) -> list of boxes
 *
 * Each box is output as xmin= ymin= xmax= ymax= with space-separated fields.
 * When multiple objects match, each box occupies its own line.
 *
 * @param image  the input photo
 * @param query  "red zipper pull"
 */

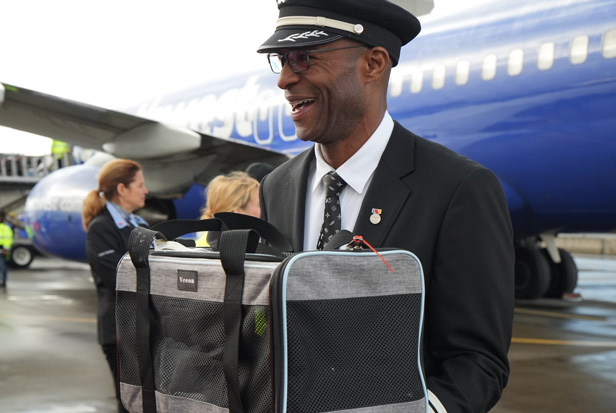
xmin=351 ymin=235 xmax=394 ymax=273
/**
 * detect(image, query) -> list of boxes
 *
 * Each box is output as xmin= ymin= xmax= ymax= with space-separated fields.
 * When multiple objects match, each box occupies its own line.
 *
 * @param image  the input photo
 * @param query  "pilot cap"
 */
xmin=257 ymin=0 xmax=421 ymax=66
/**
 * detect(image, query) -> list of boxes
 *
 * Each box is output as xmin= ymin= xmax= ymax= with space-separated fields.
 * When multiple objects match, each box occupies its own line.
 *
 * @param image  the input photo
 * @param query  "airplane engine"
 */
xmin=22 ymin=163 xmax=205 ymax=263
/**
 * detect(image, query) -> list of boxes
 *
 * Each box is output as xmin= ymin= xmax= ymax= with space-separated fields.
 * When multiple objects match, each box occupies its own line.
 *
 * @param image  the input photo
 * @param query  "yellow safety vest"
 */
xmin=0 ymin=223 xmax=13 ymax=250
xmin=51 ymin=140 xmax=70 ymax=159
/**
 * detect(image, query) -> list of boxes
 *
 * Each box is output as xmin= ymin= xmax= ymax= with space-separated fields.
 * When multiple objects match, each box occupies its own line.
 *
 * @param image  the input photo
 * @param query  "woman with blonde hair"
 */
xmin=83 ymin=158 xmax=149 ymax=413
xmin=196 ymin=171 xmax=260 ymax=246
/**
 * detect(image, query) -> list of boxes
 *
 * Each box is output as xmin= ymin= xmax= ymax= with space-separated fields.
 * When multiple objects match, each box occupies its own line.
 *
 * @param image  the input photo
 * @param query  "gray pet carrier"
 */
xmin=116 ymin=216 xmax=426 ymax=413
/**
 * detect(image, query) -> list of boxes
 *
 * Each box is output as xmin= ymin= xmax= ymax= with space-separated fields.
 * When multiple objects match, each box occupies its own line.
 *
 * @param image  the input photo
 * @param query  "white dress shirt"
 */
xmin=303 ymin=112 xmax=394 ymax=250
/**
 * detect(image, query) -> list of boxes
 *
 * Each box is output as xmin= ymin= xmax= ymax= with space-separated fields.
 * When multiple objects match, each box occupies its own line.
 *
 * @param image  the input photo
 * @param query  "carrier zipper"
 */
xmin=269 ymin=255 xmax=294 ymax=413
xmin=347 ymin=236 xmax=394 ymax=273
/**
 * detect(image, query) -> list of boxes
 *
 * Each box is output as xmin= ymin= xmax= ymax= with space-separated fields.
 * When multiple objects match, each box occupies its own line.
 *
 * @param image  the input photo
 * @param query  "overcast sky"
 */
xmin=0 ymin=0 xmax=489 ymax=155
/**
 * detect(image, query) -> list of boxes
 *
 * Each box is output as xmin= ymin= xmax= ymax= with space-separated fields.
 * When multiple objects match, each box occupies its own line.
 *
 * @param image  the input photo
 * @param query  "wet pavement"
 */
xmin=1 ymin=255 xmax=615 ymax=412
xmin=495 ymin=255 xmax=616 ymax=413
xmin=0 ymin=259 xmax=116 ymax=413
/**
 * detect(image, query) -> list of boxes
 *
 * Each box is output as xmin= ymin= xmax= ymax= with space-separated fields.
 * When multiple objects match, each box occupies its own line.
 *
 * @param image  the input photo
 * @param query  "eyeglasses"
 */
xmin=267 ymin=45 xmax=365 ymax=74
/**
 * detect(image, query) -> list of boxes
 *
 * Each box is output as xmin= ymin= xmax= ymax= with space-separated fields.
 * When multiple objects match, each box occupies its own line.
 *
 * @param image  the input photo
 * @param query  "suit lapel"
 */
xmin=286 ymin=149 xmax=314 ymax=251
xmin=353 ymin=122 xmax=416 ymax=247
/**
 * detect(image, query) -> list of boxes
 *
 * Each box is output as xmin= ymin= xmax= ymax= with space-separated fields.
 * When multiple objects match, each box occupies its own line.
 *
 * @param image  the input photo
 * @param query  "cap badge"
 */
xmin=278 ymin=30 xmax=329 ymax=43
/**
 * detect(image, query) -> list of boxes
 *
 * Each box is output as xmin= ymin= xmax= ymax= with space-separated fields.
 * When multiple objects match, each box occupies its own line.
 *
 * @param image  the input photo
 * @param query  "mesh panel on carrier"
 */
xmin=285 ymin=294 xmax=423 ymax=412
xmin=116 ymin=291 xmax=272 ymax=412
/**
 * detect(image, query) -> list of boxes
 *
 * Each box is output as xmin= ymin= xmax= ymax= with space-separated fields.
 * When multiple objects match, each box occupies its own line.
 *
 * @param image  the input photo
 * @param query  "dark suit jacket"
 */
xmin=260 ymin=121 xmax=515 ymax=412
xmin=86 ymin=208 xmax=145 ymax=346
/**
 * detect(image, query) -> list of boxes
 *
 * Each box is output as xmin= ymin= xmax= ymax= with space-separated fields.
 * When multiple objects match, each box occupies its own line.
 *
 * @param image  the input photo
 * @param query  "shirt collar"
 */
xmin=106 ymin=202 xmax=147 ymax=229
xmin=312 ymin=112 xmax=394 ymax=194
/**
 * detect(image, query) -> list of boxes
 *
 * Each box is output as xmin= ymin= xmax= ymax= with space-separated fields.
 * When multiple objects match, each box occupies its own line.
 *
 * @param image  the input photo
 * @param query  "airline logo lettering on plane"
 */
xmin=25 ymin=197 xmax=84 ymax=213
xmin=135 ymin=75 xmax=296 ymax=146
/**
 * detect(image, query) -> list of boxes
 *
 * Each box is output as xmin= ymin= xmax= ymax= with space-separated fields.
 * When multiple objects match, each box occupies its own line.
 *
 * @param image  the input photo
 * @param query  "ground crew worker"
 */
xmin=0 ymin=212 xmax=14 ymax=287
xmin=51 ymin=139 xmax=70 ymax=168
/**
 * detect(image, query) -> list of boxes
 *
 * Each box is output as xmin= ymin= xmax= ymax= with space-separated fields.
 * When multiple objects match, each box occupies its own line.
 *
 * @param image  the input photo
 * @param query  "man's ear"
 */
xmin=360 ymin=46 xmax=390 ymax=80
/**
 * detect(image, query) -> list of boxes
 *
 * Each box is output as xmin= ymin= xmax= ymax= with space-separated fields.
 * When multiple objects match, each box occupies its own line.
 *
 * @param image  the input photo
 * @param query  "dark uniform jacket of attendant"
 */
xmin=86 ymin=208 xmax=147 ymax=346
xmin=259 ymin=121 xmax=515 ymax=412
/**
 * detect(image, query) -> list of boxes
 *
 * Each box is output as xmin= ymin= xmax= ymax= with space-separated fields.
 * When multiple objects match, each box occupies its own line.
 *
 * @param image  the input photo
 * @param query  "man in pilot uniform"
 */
xmin=257 ymin=0 xmax=515 ymax=411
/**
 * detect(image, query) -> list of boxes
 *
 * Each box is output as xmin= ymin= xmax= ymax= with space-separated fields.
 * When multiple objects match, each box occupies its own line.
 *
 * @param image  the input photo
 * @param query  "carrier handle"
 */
xmin=214 ymin=212 xmax=294 ymax=253
xmin=323 ymin=229 xmax=355 ymax=250
xmin=127 ymin=226 xmax=163 ymax=413
xmin=219 ymin=229 xmax=260 ymax=413
xmin=150 ymin=217 xmax=225 ymax=241
xmin=151 ymin=215 xmax=292 ymax=256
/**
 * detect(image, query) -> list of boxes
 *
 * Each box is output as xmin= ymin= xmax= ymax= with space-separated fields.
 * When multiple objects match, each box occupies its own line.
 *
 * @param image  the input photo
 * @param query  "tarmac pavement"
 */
xmin=1 ymin=255 xmax=615 ymax=412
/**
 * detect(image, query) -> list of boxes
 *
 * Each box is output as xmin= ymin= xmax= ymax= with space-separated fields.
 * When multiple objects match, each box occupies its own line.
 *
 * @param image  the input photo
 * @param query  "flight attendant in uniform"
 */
xmin=83 ymin=159 xmax=149 ymax=413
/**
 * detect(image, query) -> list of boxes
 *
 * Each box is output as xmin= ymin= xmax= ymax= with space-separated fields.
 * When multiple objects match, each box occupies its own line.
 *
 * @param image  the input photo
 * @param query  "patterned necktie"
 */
xmin=316 ymin=171 xmax=347 ymax=250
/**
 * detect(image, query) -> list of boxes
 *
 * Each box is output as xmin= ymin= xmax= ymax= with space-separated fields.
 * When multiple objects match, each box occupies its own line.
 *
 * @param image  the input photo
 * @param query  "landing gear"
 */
xmin=543 ymin=248 xmax=578 ymax=298
xmin=514 ymin=246 xmax=550 ymax=299
xmin=514 ymin=238 xmax=579 ymax=299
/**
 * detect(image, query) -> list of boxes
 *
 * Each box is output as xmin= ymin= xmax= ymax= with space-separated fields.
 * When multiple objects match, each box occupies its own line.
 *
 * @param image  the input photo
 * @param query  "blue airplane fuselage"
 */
xmin=23 ymin=0 xmax=616 ymax=262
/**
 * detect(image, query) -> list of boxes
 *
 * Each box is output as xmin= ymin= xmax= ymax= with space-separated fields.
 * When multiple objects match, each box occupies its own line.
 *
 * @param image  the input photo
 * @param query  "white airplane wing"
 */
xmin=0 ymin=82 xmax=289 ymax=196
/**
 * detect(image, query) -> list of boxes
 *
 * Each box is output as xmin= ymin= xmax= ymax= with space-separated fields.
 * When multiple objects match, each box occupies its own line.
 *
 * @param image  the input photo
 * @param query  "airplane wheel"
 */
xmin=543 ymin=248 xmax=578 ymax=298
xmin=514 ymin=246 xmax=551 ymax=299
xmin=9 ymin=245 xmax=35 ymax=269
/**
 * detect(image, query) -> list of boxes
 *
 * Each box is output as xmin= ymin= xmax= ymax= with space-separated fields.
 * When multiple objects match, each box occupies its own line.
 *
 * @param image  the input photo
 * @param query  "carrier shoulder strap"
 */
xmin=219 ymin=229 xmax=260 ymax=413
xmin=128 ymin=226 xmax=165 ymax=413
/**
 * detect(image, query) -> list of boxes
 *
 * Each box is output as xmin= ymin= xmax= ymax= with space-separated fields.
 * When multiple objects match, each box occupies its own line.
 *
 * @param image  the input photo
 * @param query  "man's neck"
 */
xmin=318 ymin=110 xmax=386 ymax=169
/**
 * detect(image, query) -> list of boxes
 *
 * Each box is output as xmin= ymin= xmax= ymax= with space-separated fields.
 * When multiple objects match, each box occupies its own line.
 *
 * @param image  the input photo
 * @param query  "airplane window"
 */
xmin=508 ymin=49 xmax=524 ymax=76
xmin=411 ymin=70 xmax=423 ymax=93
xmin=432 ymin=64 xmax=446 ymax=89
xmin=603 ymin=28 xmax=616 ymax=59
xmin=538 ymin=42 xmax=555 ymax=70
xmin=456 ymin=60 xmax=470 ymax=85
xmin=570 ymin=35 xmax=589 ymax=64
xmin=482 ymin=54 xmax=497 ymax=81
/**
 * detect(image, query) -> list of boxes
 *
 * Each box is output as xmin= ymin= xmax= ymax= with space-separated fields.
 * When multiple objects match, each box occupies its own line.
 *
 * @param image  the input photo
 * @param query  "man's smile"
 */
xmin=290 ymin=98 xmax=316 ymax=113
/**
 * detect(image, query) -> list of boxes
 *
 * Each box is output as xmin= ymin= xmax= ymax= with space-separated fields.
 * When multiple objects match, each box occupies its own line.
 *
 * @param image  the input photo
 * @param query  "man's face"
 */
xmin=276 ymin=41 xmax=367 ymax=145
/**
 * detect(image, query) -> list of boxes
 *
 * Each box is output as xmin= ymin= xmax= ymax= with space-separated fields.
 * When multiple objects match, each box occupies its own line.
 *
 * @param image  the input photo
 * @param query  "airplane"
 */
xmin=0 ymin=0 xmax=614 ymax=300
